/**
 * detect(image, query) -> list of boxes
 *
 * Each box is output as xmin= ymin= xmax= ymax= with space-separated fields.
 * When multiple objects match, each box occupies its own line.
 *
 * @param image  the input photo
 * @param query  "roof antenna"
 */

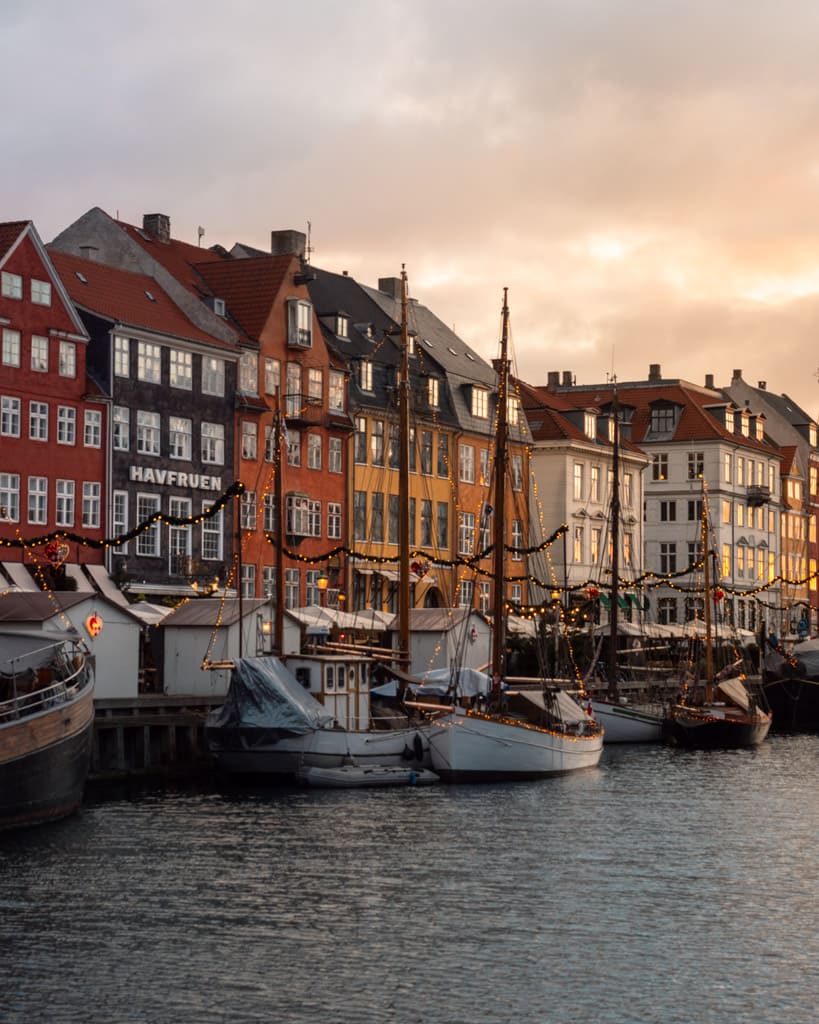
xmin=197 ymin=226 xmax=205 ymax=247
xmin=305 ymin=221 xmax=314 ymax=265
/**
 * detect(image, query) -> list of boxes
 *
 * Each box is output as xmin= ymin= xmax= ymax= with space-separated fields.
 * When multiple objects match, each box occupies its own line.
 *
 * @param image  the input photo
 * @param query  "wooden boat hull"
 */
xmin=590 ymin=698 xmax=665 ymax=743
xmin=295 ymin=763 xmax=439 ymax=788
xmin=664 ymin=704 xmax=771 ymax=749
xmin=0 ymin=684 xmax=95 ymax=831
xmin=427 ymin=707 xmax=603 ymax=782
xmin=761 ymin=677 xmax=819 ymax=732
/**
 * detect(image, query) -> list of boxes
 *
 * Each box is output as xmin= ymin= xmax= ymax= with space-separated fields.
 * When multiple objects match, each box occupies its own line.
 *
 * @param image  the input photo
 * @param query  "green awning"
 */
xmin=599 ymin=594 xmax=611 ymax=607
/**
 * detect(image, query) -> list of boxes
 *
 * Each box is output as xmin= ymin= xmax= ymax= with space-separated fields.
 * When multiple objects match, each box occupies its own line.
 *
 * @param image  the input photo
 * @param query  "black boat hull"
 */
xmin=761 ymin=677 xmax=819 ymax=732
xmin=664 ymin=707 xmax=771 ymax=749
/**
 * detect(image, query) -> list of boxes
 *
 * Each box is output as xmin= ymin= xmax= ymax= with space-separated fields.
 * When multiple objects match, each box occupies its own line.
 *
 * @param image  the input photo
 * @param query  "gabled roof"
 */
xmin=779 ymin=445 xmax=799 ymax=475
xmin=50 ymin=250 xmax=233 ymax=351
xmin=161 ymin=597 xmax=271 ymax=628
xmin=194 ymin=255 xmax=293 ymax=340
xmin=0 ymin=220 xmax=29 ymax=263
xmin=115 ymin=218 xmax=225 ymax=296
xmin=0 ymin=591 xmax=90 ymax=624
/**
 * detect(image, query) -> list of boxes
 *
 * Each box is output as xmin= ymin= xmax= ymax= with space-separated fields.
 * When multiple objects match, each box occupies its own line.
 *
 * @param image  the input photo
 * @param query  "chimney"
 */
xmin=143 ymin=213 xmax=171 ymax=244
xmin=79 ymin=245 xmax=98 ymax=261
xmin=270 ymin=229 xmax=306 ymax=258
xmin=732 ymin=368 xmax=743 ymax=384
xmin=562 ymin=370 xmax=573 ymax=387
xmin=705 ymin=374 xmax=714 ymax=389
xmin=648 ymin=363 xmax=661 ymax=382
xmin=378 ymin=277 xmax=402 ymax=301
xmin=758 ymin=381 xmax=767 ymax=390
xmin=547 ymin=371 xmax=560 ymax=388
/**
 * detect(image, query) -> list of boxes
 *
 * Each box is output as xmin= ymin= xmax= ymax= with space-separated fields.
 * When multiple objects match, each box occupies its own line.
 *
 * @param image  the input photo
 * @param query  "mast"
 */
xmin=702 ymin=482 xmax=714 ymax=701
xmin=607 ymin=388 xmax=621 ymax=699
xmin=274 ymin=397 xmax=285 ymax=655
xmin=397 ymin=266 xmax=411 ymax=665
xmin=491 ymin=289 xmax=510 ymax=694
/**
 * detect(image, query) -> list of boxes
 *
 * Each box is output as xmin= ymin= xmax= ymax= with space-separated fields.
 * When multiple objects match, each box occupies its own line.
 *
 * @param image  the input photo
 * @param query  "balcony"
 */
xmin=747 ymin=484 xmax=771 ymax=508
xmin=283 ymin=393 xmax=324 ymax=427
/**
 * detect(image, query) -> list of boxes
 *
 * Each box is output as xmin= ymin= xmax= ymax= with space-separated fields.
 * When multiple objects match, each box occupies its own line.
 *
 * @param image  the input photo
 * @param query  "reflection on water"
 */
xmin=2 ymin=735 xmax=817 ymax=1023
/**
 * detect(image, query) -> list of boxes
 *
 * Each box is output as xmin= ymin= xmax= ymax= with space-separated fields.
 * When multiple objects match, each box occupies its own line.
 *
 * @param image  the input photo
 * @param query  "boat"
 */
xmin=760 ymin=635 xmax=819 ymax=732
xmin=664 ymin=488 xmax=772 ymax=749
xmin=1 ymin=632 xmax=95 ymax=830
xmin=295 ymin=761 xmax=439 ymax=788
xmin=205 ymin=267 xmax=433 ymax=777
xmin=424 ymin=290 xmax=604 ymax=781
xmin=588 ymin=386 xmax=665 ymax=743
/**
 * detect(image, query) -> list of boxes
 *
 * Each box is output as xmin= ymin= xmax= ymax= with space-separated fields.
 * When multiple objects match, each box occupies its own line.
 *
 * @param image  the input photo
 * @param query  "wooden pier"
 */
xmin=90 ymin=696 xmax=223 ymax=780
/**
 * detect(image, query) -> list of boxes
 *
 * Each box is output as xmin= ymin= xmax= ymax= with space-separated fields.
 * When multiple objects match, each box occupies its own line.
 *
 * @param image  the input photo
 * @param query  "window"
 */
xmin=262 ymin=566 xmax=276 ymax=600
xmin=329 ymin=437 xmax=342 ymax=474
xmin=329 ymin=370 xmax=345 ymax=411
xmin=241 ymin=421 xmax=258 ymax=460
xmin=31 ymin=279 xmax=51 ymax=305
xmin=286 ymin=494 xmax=312 ymax=537
xmin=113 ymin=406 xmax=130 ymax=451
xmin=169 ymin=416 xmax=192 ymax=460
xmin=241 ymin=490 xmax=257 ymax=530
xmin=591 ymin=526 xmax=601 ymax=564
xmin=623 ymin=532 xmax=633 ymax=566
xmin=660 ymin=500 xmax=676 ymax=522
xmin=508 ymin=396 xmax=520 ymax=427
xmin=202 ymin=422 xmax=224 ymax=464
xmin=287 ymin=429 xmax=301 ymax=467
xmin=584 ymin=411 xmax=596 ymax=439
xmin=512 ymin=519 xmax=524 ymax=561
xmin=0 ymin=473 xmax=20 ymax=522
xmin=136 ymin=494 xmax=161 ymax=556
xmin=512 ymin=454 xmax=523 ymax=492
xmin=657 ymin=597 xmax=678 ymax=624
xmin=650 ymin=407 xmax=675 ymax=433
xmin=652 ymin=454 xmax=668 ymax=481
xmin=660 ymin=542 xmax=677 ymax=574
xmin=307 ymin=434 xmax=322 ymax=470
xmin=687 ymin=452 xmax=704 ymax=480
xmin=354 ymin=491 xmax=367 ymax=541
xmin=478 ymin=581 xmax=491 ymax=615
xmin=236 ymin=564 xmax=256 ymax=600
xmin=28 ymin=476 xmax=47 ymax=525
xmin=114 ymin=336 xmax=130 ymax=377
xmin=437 ymin=501 xmax=449 ymax=548
xmin=285 ymin=362 xmax=302 ymax=416
xmin=57 ymin=406 xmax=76 ymax=445
xmin=1 ymin=396 xmax=21 ymax=436
xmin=458 ymin=579 xmax=474 ymax=609
xmin=137 ymin=410 xmax=160 ymax=455
xmin=264 ymin=358 xmax=281 ymax=396
xmin=336 ymin=314 xmax=349 ymax=338
xmin=287 ymin=299 xmax=313 ymax=347
xmin=573 ymin=463 xmax=584 ymax=501
xmin=371 ymin=492 xmax=384 ymax=542
xmin=285 ymin=568 xmax=300 ymax=608
xmin=388 ymin=423 xmax=400 ymax=469
xmin=2 ymin=329 xmax=20 ymax=367
xmin=573 ymin=525 xmax=584 ymax=563
xmin=169 ymin=350 xmax=193 ymax=390
xmin=419 ymin=431 xmax=433 ymax=476
xmin=308 ymin=500 xmax=321 ymax=538
xmin=427 ymin=377 xmax=440 ymax=408
xmin=357 ymin=359 xmax=373 ymax=392
xmin=29 ymin=401 xmax=48 ymax=441
xmin=624 ymin=472 xmax=633 ymax=507
xmin=1 ymin=271 xmax=22 ymax=299
xmin=168 ymin=497 xmax=192 ymax=570
xmin=687 ymin=500 xmax=703 ymax=522
xmin=84 ymin=410 xmax=102 ymax=448
xmin=56 ymin=479 xmax=75 ymax=527
xmin=388 ymin=495 xmax=399 ymax=544
xmin=471 ymin=387 xmax=489 ymax=418
xmin=82 ymin=482 xmax=101 ymax=528
xmin=459 ymin=444 xmax=475 ymax=483
xmin=458 ymin=511 xmax=475 ymax=556
xmin=113 ymin=491 xmax=128 ymax=551
xmin=371 ymin=420 xmax=385 ymax=466
xmin=479 ymin=448 xmax=491 ymax=486
xmin=590 ymin=466 xmax=600 ymax=502
xmin=201 ymin=502 xmax=223 ymax=560
xmin=420 ymin=499 xmax=433 ymax=547
xmin=202 ymin=357 xmax=225 ymax=396
xmin=328 ymin=502 xmax=342 ymax=540
xmin=137 ymin=342 xmax=161 ymax=383
xmin=354 ymin=417 xmax=367 ymax=464
xmin=308 ymin=368 xmax=323 ymax=403
xmin=238 ymin=350 xmax=258 ymax=394
xmin=31 ymin=335 xmax=48 ymax=371
xmin=263 ymin=494 xmax=276 ymax=533
xmin=437 ymin=434 xmax=449 ymax=477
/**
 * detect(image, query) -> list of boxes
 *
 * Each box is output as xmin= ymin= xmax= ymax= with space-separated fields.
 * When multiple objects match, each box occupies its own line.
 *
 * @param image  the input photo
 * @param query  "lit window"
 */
xmin=137 ymin=342 xmax=161 ymax=383
xmin=427 ymin=378 xmax=439 ymax=408
xmin=471 ymin=387 xmax=489 ymax=419
xmin=58 ymin=341 xmax=76 ymax=378
xmin=114 ymin=336 xmax=130 ymax=377
xmin=169 ymin=350 xmax=193 ymax=390
xmin=357 ymin=360 xmax=373 ymax=392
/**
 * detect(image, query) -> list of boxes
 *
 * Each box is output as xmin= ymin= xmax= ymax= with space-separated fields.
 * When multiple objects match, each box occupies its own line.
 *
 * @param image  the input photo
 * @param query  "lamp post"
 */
xmin=317 ymin=569 xmax=329 ymax=606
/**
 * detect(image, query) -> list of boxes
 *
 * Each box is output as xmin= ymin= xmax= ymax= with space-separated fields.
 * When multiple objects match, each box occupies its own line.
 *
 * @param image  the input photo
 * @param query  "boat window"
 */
xmin=324 ymin=666 xmax=335 ymax=690
xmin=296 ymin=667 xmax=311 ymax=689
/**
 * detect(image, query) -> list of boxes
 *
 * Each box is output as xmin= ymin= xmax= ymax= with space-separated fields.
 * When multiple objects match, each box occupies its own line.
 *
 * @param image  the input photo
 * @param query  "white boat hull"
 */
xmin=427 ymin=707 xmax=602 ymax=782
xmin=210 ymin=724 xmax=430 ymax=776
xmin=590 ymin=699 xmax=665 ymax=743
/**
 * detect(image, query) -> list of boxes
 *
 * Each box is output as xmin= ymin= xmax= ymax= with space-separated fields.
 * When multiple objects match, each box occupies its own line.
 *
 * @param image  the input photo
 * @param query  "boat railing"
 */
xmin=0 ymin=643 xmax=91 ymax=724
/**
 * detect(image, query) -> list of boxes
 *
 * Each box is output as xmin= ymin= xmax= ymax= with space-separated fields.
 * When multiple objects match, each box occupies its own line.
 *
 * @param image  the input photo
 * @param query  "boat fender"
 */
xmin=413 ymin=732 xmax=424 ymax=762
xmin=409 ymin=770 xmax=418 ymax=786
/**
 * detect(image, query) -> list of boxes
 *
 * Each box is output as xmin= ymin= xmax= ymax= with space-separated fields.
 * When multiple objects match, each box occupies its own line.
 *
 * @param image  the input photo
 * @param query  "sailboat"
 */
xmin=422 ymin=291 xmax=604 ymax=781
xmin=664 ymin=487 xmax=772 ymax=749
xmin=205 ymin=268 xmax=434 ymax=779
xmin=589 ymin=389 xmax=666 ymax=743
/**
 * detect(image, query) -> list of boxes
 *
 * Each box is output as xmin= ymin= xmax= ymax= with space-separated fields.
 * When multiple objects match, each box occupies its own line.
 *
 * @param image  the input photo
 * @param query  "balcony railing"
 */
xmin=747 ymin=484 xmax=771 ymax=508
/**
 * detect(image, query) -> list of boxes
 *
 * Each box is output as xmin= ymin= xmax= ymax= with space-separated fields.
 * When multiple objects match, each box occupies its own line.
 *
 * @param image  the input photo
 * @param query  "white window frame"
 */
xmin=30 ymin=401 xmax=48 ymax=441
xmin=2 ymin=328 xmax=21 ymax=367
xmin=56 ymin=479 xmax=75 ymax=527
xmin=58 ymin=341 xmax=76 ymax=378
xmin=31 ymin=279 xmax=52 ymax=306
xmin=1 ymin=271 xmax=22 ymax=299
xmin=202 ymin=357 xmax=225 ymax=396
xmin=31 ymin=334 xmax=48 ymax=372
xmin=169 ymin=349 xmax=193 ymax=390
xmin=27 ymin=476 xmax=47 ymax=525
xmin=84 ymin=409 xmax=102 ymax=448
xmin=57 ymin=405 xmax=76 ymax=445
xmin=169 ymin=416 xmax=192 ymax=460
xmin=82 ymin=481 xmax=101 ymax=529
xmin=137 ymin=341 xmax=162 ymax=383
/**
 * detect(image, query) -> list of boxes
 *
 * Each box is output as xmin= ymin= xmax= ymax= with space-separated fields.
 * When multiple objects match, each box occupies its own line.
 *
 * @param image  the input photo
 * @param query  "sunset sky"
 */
xmin=5 ymin=1 xmax=819 ymax=417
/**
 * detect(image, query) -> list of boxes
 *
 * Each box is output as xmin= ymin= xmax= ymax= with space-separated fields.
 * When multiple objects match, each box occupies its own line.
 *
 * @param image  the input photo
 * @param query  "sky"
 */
xmin=5 ymin=0 xmax=819 ymax=418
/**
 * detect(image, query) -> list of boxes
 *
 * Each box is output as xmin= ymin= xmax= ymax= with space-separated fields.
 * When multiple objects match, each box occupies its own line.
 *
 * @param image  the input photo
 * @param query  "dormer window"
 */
xmin=740 ymin=411 xmax=750 ymax=437
xmin=649 ymin=405 xmax=676 ymax=434
xmin=725 ymin=408 xmax=735 ymax=432
xmin=336 ymin=314 xmax=349 ymax=338
xmin=755 ymin=417 xmax=764 ymax=441
xmin=811 ymin=424 xmax=818 ymax=447
xmin=607 ymin=418 xmax=615 ymax=443
xmin=508 ymin=396 xmax=519 ymax=427
xmin=471 ymin=387 xmax=489 ymax=419
xmin=287 ymin=298 xmax=313 ymax=348
xmin=357 ymin=359 xmax=374 ymax=392
xmin=214 ymin=297 xmax=226 ymax=318
xmin=427 ymin=377 xmax=440 ymax=408
xmin=584 ymin=411 xmax=596 ymax=439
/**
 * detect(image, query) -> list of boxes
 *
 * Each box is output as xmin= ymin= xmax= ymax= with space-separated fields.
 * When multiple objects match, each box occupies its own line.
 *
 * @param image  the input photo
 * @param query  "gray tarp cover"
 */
xmin=208 ymin=657 xmax=334 ymax=735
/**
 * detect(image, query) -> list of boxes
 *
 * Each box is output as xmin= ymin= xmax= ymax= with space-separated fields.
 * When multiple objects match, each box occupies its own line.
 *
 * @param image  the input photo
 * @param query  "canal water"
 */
xmin=2 ymin=734 xmax=817 ymax=1024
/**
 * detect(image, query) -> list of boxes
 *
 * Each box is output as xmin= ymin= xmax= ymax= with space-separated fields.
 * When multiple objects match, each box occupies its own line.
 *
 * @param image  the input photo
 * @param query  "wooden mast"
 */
xmin=702 ymin=482 xmax=714 ymax=702
xmin=397 ymin=266 xmax=411 ymax=665
xmin=274 ymin=395 xmax=285 ymax=655
xmin=607 ymin=387 xmax=621 ymax=699
xmin=491 ymin=289 xmax=510 ymax=695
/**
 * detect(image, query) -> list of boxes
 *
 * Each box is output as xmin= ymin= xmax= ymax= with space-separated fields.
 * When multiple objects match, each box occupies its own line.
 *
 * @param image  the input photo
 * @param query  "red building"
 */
xmin=0 ymin=221 xmax=107 ymax=589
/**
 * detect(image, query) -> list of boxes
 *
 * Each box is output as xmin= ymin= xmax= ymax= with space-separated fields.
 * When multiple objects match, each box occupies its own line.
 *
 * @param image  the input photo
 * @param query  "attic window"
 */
xmin=75 ymin=271 xmax=88 ymax=284
xmin=466 ymin=352 xmax=475 ymax=361
xmin=448 ymin=346 xmax=458 ymax=355
xmin=145 ymin=290 xmax=156 ymax=302
xmin=213 ymin=297 xmax=226 ymax=317
xmin=336 ymin=315 xmax=349 ymax=338
xmin=584 ymin=412 xmax=596 ymax=439
xmin=725 ymin=408 xmax=735 ymax=432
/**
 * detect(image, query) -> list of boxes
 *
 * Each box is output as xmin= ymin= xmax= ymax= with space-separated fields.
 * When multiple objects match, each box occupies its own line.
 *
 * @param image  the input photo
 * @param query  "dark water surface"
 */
xmin=2 ymin=735 xmax=817 ymax=1024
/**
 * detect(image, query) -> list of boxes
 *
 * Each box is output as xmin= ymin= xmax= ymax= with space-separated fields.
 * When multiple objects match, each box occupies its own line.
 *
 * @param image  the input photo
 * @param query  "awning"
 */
xmin=2 ymin=561 xmax=38 ymax=592
xmin=86 ymin=564 xmax=132 ymax=608
xmin=63 ymin=564 xmax=93 ymax=591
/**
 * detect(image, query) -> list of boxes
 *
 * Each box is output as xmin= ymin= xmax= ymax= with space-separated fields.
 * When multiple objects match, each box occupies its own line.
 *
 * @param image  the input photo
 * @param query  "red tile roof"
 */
xmin=194 ymin=255 xmax=294 ymax=340
xmin=49 ymin=250 xmax=232 ymax=350
xmin=115 ymin=219 xmax=225 ymax=296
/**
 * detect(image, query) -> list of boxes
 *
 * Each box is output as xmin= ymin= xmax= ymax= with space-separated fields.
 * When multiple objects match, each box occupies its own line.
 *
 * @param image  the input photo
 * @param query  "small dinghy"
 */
xmin=295 ymin=761 xmax=439 ymax=789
